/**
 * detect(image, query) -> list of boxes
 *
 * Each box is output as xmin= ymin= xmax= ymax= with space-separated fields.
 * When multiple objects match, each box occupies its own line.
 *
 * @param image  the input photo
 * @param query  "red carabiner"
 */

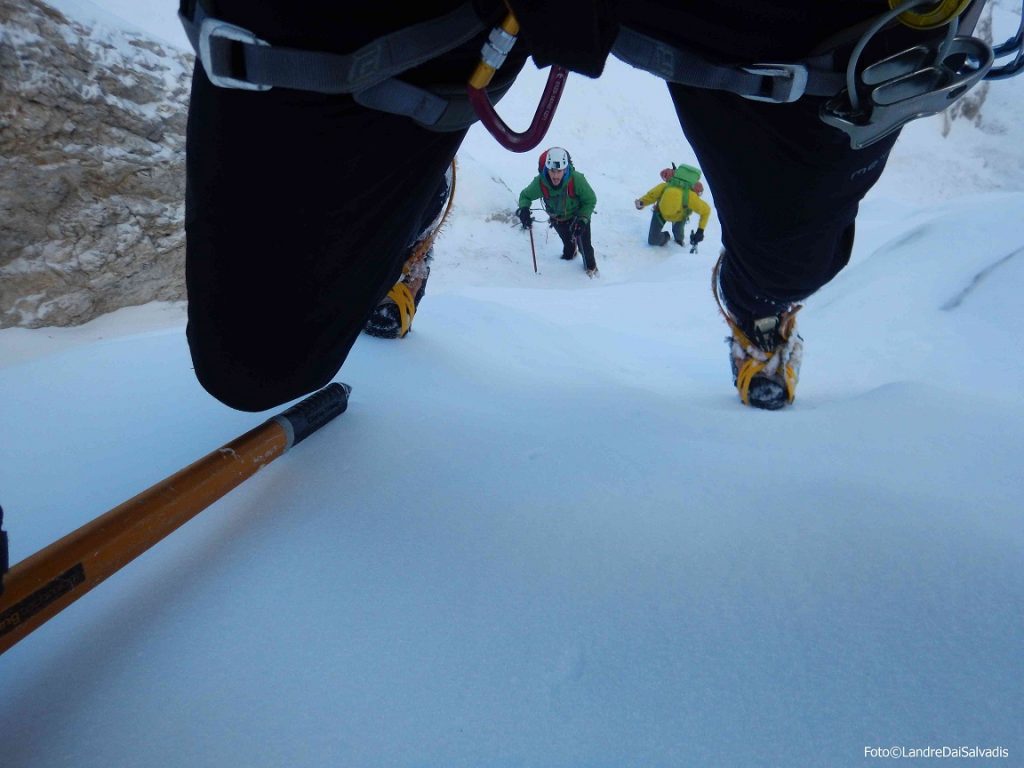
xmin=467 ymin=14 xmax=569 ymax=152
xmin=467 ymin=65 xmax=569 ymax=152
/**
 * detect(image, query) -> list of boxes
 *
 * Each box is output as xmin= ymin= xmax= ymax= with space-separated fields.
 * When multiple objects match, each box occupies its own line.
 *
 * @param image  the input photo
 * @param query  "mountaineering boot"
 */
xmin=659 ymin=231 xmax=671 ymax=247
xmin=363 ymin=251 xmax=432 ymax=339
xmin=364 ymin=161 xmax=454 ymax=339
xmin=713 ymin=254 xmax=803 ymax=410
xmin=724 ymin=310 xmax=803 ymax=410
xmin=561 ymin=246 xmax=577 ymax=260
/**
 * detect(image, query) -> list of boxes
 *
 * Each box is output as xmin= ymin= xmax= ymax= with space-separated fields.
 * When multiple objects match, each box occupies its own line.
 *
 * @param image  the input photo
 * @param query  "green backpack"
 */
xmin=667 ymin=164 xmax=701 ymax=214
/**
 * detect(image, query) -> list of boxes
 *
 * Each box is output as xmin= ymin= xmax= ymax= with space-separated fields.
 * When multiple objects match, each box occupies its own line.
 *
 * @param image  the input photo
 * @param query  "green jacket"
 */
xmin=518 ymin=168 xmax=597 ymax=222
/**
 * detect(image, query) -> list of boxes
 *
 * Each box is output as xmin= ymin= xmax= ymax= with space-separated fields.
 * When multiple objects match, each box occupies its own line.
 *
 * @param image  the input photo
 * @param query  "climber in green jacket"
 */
xmin=517 ymin=147 xmax=598 ymax=277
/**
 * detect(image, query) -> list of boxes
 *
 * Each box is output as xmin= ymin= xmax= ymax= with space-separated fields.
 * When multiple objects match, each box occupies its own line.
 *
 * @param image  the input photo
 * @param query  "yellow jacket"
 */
xmin=638 ymin=182 xmax=711 ymax=228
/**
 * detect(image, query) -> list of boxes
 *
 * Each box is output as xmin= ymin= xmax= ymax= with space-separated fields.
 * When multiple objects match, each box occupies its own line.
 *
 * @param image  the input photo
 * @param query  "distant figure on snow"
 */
xmin=516 ymin=147 xmax=599 ymax=278
xmin=634 ymin=164 xmax=712 ymax=251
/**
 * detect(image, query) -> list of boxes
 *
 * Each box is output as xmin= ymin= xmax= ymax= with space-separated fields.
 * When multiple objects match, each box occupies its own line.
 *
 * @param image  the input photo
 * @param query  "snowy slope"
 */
xmin=1 ymin=4 xmax=1023 ymax=767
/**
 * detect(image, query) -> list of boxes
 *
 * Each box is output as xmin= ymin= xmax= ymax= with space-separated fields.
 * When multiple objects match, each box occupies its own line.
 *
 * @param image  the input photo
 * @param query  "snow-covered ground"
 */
xmin=1 ymin=3 xmax=1022 ymax=767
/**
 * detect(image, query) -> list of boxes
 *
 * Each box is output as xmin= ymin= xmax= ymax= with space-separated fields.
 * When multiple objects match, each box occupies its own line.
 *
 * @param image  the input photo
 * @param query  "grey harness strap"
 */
xmin=178 ymin=2 xmax=497 ymax=131
xmin=611 ymin=27 xmax=847 ymax=103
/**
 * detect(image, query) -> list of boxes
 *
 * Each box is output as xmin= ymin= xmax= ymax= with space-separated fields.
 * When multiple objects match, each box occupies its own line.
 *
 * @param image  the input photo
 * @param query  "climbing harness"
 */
xmin=179 ymin=1 xmax=1023 ymax=150
xmin=613 ymin=0 xmax=1023 ymax=148
xmin=819 ymin=0 xmax=994 ymax=147
xmin=177 ymin=1 xmax=514 ymax=131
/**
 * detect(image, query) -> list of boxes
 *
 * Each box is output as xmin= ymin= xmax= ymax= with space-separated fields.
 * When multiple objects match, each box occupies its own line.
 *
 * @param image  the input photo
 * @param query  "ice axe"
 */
xmin=0 ymin=383 xmax=350 ymax=656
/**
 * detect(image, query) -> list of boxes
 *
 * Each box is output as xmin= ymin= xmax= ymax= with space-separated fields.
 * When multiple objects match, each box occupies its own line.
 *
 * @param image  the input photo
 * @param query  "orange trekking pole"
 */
xmin=0 ymin=382 xmax=350 ymax=656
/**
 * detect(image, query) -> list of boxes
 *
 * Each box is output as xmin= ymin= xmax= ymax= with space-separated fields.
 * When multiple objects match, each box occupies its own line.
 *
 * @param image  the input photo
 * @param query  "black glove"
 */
xmin=517 ymin=207 xmax=533 ymax=229
xmin=690 ymin=228 xmax=704 ymax=245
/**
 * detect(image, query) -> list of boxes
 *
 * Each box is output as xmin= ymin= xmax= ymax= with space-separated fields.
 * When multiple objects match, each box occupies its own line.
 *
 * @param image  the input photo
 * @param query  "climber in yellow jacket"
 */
xmin=635 ymin=165 xmax=712 ymax=249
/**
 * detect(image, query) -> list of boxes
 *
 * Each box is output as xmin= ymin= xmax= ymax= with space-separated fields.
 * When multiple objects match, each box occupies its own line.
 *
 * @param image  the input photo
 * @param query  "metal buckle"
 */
xmin=741 ymin=63 xmax=809 ymax=103
xmin=198 ymin=18 xmax=272 ymax=91
xmin=820 ymin=36 xmax=993 ymax=148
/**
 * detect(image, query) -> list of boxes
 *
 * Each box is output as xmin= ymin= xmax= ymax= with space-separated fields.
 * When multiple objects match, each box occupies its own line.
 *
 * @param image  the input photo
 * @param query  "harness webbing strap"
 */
xmin=180 ymin=2 xmax=487 ymax=95
xmin=354 ymin=78 xmax=516 ymax=132
xmin=612 ymin=27 xmax=846 ymax=103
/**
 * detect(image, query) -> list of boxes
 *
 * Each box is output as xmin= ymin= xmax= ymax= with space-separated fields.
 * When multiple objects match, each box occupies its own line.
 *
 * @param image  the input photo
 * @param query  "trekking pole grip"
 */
xmin=0 ymin=505 xmax=8 ymax=597
xmin=274 ymin=382 xmax=351 ymax=448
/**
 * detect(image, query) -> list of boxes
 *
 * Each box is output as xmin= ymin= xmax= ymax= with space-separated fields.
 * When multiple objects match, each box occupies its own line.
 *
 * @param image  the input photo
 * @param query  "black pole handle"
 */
xmin=273 ymin=382 xmax=352 ymax=449
xmin=1 ymin=505 xmax=8 ymax=596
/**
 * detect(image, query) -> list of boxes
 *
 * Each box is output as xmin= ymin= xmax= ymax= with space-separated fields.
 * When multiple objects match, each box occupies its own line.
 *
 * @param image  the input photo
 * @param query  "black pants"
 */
xmin=668 ymin=82 xmax=898 ymax=331
xmin=648 ymin=210 xmax=684 ymax=246
xmin=550 ymin=218 xmax=596 ymax=271
xmin=185 ymin=1 xmax=906 ymax=410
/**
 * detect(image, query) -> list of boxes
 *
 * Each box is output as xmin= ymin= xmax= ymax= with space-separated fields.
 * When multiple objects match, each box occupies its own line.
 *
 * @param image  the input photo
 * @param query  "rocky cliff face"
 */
xmin=1 ymin=0 xmax=192 ymax=328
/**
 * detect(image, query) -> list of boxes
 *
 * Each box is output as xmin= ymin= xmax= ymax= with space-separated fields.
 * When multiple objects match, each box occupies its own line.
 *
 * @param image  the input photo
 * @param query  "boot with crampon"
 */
xmin=713 ymin=254 xmax=803 ymax=410
xmin=364 ymin=161 xmax=454 ymax=339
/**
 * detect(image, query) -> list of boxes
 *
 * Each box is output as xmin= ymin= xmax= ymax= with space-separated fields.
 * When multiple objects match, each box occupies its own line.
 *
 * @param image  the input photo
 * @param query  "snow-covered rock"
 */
xmin=0 ymin=0 xmax=191 ymax=328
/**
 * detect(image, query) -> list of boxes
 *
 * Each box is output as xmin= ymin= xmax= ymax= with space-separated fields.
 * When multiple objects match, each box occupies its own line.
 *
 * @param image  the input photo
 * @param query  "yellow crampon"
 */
xmin=712 ymin=255 xmax=801 ymax=407
xmin=724 ymin=315 xmax=800 ymax=406
xmin=734 ymin=359 xmax=769 ymax=407
xmin=372 ymin=159 xmax=458 ymax=338
xmin=385 ymin=281 xmax=417 ymax=338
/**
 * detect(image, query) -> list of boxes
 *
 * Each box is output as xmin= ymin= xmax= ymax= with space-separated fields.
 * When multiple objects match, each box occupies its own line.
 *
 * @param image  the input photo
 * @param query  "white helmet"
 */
xmin=544 ymin=147 xmax=570 ymax=171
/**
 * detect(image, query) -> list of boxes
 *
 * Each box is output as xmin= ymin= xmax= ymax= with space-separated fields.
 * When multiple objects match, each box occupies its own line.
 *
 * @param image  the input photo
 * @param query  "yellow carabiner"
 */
xmin=469 ymin=14 xmax=519 ymax=90
xmin=889 ymin=0 xmax=971 ymax=30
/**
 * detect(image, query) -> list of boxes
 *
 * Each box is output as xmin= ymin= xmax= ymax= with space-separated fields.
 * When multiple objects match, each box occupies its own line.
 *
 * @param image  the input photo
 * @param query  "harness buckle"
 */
xmin=198 ymin=17 xmax=272 ymax=91
xmin=741 ymin=63 xmax=809 ymax=103
xmin=820 ymin=36 xmax=993 ymax=148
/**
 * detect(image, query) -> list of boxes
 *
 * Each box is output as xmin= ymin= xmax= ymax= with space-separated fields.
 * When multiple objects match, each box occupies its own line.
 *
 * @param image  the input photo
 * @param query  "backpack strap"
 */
xmin=539 ymin=174 xmax=576 ymax=204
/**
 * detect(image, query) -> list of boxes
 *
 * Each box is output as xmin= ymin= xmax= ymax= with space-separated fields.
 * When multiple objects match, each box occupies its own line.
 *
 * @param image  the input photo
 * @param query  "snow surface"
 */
xmin=1 ymin=3 xmax=1023 ymax=767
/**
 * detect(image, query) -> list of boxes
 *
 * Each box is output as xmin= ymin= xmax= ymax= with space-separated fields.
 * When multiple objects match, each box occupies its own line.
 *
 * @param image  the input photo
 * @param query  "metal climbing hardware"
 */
xmin=890 ymin=0 xmax=974 ymax=30
xmin=740 ymin=64 xmax=809 ymax=103
xmin=611 ymin=29 xmax=845 ymax=103
xmin=178 ymin=1 xmax=501 ymax=131
xmin=177 ymin=0 xmax=1022 ymax=145
xmin=467 ymin=13 xmax=569 ymax=152
xmin=613 ymin=0 xmax=1022 ymax=148
xmin=820 ymin=0 xmax=996 ymax=148
xmin=197 ymin=17 xmax=272 ymax=91
xmin=821 ymin=36 xmax=993 ymax=148
xmin=986 ymin=1 xmax=1024 ymax=79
